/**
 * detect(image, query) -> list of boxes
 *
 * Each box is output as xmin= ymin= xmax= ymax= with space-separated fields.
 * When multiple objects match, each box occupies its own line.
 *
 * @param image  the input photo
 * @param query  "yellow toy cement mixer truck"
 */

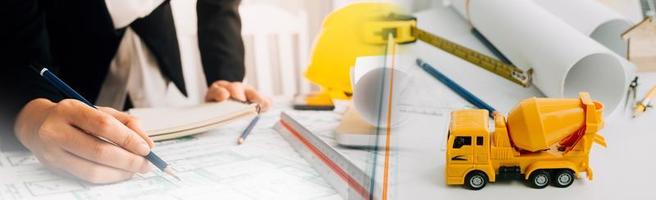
xmin=445 ymin=92 xmax=607 ymax=190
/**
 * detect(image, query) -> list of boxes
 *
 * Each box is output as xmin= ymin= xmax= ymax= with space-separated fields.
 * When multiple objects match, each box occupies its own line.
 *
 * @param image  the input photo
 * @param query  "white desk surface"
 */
xmin=380 ymin=6 xmax=656 ymax=199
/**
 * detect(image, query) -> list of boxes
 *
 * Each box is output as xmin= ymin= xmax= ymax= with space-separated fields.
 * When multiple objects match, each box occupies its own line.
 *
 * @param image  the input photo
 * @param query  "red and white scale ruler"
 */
xmin=275 ymin=34 xmax=401 ymax=200
xmin=275 ymin=112 xmax=382 ymax=200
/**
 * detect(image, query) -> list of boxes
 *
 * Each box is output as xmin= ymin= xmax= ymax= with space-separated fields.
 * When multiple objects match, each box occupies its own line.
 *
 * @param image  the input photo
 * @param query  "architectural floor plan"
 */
xmin=0 ymin=107 xmax=340 ymax=200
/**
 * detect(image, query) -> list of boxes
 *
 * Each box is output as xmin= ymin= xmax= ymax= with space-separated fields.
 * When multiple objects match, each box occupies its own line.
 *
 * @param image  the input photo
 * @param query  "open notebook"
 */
xmin=129 ymin=101 xmax=258 ymax=141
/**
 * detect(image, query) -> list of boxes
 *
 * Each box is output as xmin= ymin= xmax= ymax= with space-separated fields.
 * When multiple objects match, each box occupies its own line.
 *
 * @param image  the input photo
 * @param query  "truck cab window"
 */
xmin=453 ymin=136 xmax=471 ymax=149
xmin=476 ymin=136 xmax=484 ymax=146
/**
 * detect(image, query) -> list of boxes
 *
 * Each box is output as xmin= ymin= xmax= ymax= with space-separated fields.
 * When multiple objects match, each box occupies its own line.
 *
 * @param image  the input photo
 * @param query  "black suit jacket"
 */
xmin=0 ymin=0 xmax=245 ymax=150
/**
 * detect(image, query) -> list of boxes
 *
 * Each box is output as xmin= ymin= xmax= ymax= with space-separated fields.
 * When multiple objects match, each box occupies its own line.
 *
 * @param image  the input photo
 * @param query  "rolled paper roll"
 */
xmin=351 ymin=56 xmax=412 ymax=128
xmin=450 ymin=0 xmax=629 ymax=115
xmin=534 ymin=0 xmax=637 ymax=89
xmin=533 ymin=0 xmax=632 ymax=58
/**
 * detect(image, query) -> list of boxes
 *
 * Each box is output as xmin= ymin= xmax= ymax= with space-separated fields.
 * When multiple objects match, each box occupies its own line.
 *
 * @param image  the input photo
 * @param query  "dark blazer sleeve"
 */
xmin=196 ymin=0 xmax=246 ymax=85
xmin=1 ymin=0 xmax=64 ymax=151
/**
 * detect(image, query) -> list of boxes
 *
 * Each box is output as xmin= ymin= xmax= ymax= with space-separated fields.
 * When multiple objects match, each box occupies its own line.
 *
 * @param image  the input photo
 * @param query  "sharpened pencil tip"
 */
xmin=164 ymin=167 xmax=181 ymax=181
xmin=238 ymin=138 xmax=244 ymax=145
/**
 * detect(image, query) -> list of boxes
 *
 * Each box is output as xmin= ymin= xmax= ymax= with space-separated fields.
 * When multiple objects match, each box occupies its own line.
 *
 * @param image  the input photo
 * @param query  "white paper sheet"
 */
xmin=0 ymin=106 xmax=340 ymax=199
xmin=450 ymin=0 xmax=629 ymax=115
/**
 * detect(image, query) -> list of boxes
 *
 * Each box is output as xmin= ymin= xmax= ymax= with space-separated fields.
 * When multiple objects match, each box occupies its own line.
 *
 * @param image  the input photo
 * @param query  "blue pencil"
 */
xmin=33 ymin=66 xmax=180 ymax=181
xmin=471 ymin=28 xmax=513 ymax=65
xmin=415 ymin=59 xmax=497 ymax=117
xmin=237 ymin=115 xmax=260 ymax=145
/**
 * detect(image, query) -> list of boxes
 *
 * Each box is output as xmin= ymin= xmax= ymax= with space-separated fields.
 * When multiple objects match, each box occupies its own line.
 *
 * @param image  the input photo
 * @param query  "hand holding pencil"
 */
xmin=15 ymin=99 xmax=155 ymax=183
xmin=14 ymin=67 xmax=178 ymax=183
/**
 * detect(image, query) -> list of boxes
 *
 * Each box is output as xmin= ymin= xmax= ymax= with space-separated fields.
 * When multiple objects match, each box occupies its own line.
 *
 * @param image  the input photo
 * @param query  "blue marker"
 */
xmin=415 ymin=59 xmax=497 ymax=117
xmin=34 ymin=66 xmax=180 ymax=181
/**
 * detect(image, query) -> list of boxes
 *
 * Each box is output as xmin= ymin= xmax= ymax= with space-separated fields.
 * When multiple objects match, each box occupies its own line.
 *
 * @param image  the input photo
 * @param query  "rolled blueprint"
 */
xmin=351 ymin=56 xmax=411 ymax=128
xmin=533 ymin=0 xmax=637 ymax=91
xmin=450 ymin=0 xmax=628 ymax=114
xmin=533 ymin=0 xmax=632 ymax=58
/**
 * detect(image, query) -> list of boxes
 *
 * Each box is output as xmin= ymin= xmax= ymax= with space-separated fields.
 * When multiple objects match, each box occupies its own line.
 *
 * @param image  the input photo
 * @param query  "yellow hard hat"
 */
xmin=304 ymin=2 xmax=407 ymax=99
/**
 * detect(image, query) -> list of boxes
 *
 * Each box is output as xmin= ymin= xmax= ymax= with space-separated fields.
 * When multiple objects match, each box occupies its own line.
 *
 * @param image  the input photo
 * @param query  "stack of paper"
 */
xmin=129 ymin=101 xmax=258 ymax=141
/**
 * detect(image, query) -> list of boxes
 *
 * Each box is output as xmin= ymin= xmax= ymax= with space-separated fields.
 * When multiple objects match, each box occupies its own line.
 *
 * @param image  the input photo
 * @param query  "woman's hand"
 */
xmin=205 ymin=81 xmax=272 ymax=112
xmin=14 ymin=98 xmax=154 ymax=184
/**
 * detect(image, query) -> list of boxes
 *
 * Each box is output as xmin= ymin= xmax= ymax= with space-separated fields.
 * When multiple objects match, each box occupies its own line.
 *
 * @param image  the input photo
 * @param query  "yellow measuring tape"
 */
xmin=363 ymin=15 xmax=533 ymax=87
xmin=413 ymin=27 xmax=532 ymax=87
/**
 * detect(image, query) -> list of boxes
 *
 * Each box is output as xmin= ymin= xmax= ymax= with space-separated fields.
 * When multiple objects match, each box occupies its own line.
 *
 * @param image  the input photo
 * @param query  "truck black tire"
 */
xmin=464 ymin=171 xmax=488 ymax=190
xmin=551 ymin=169 xmax=575 ymax=188
xmin=527 ymin=170 xmax=550 ymax=189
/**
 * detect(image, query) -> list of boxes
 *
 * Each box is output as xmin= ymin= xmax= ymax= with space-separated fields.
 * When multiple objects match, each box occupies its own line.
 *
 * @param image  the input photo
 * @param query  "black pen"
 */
xmin=32 ymin=66 xmax=181 ymax=181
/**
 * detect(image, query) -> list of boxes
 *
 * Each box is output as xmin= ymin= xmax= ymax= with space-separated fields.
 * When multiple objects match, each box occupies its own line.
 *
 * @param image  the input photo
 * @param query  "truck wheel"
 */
xmin=527 ymin=170 xmax=550 ymax=189
xmin=464 ymin=171 xmax=488 ymax=190
xmin=552 ymin=169 xmax=574 ymax=188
